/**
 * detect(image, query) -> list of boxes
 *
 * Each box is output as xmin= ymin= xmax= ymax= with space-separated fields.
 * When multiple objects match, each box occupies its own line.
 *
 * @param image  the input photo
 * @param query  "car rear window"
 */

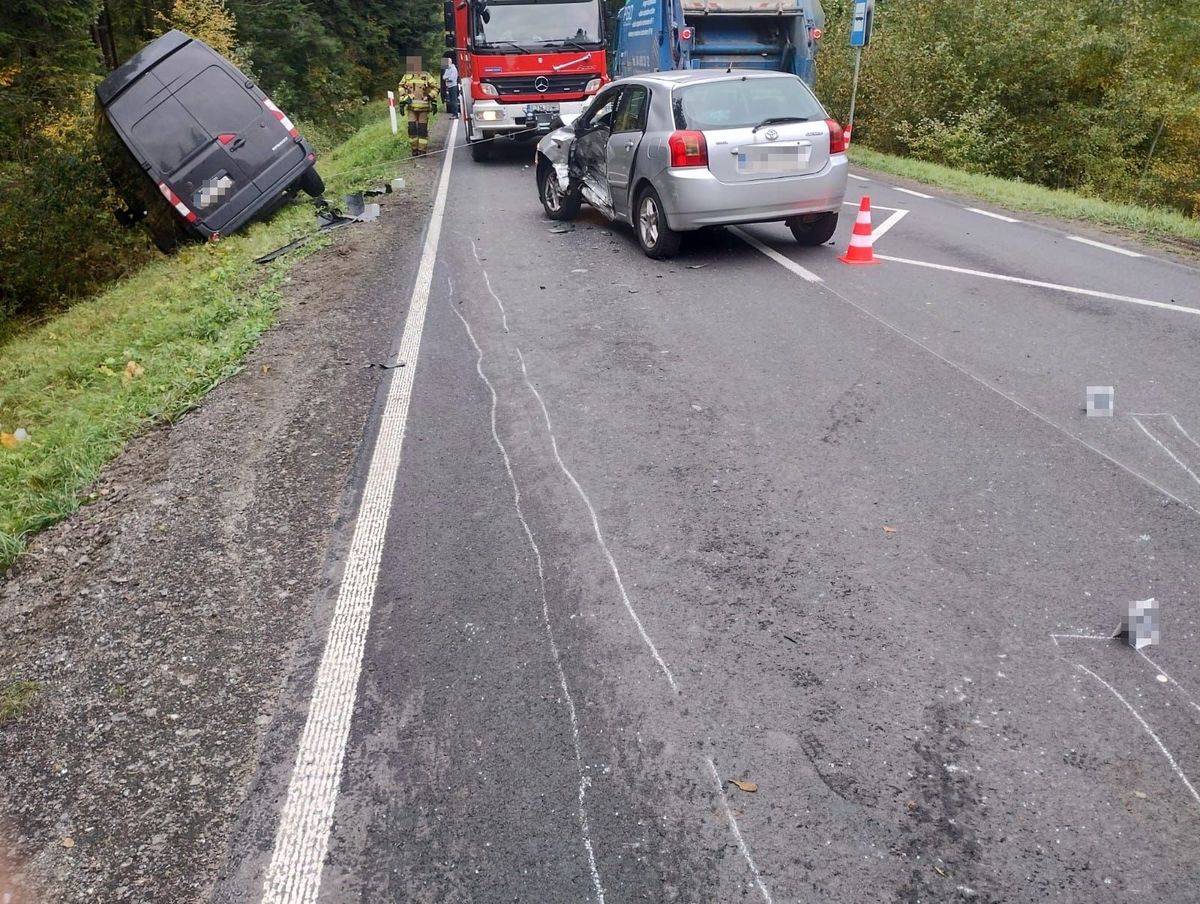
xmin=672 ymin=76 xmax=826 ymax=131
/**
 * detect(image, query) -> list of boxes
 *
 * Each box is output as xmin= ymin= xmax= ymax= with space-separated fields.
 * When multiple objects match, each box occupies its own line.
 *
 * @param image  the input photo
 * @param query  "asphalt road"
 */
xmin=222 ymin=131 xmax=1200 ymax=903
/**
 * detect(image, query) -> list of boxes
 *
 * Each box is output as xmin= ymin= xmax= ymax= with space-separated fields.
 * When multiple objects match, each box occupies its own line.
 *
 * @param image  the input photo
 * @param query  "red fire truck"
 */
xmin=447 ymin=0 xmax=609 ymax=161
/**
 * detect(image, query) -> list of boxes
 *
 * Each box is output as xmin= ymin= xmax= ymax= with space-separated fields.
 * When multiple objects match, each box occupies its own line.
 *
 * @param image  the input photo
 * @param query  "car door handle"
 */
xmin=230 ymin=137 xmax=246 ymax=150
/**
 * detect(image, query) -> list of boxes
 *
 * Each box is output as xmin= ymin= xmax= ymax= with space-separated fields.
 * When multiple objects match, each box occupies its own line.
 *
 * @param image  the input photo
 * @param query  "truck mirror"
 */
xmin=445 ymin=31 xmax=455 ymax=47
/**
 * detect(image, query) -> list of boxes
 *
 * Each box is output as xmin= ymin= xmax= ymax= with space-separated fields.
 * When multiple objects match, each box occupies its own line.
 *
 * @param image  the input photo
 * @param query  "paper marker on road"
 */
xmin=1068 ymin=235 xmax=1145 ymax=258
xmin=1086 ymin=385 xmax=1114 ymax=417
xmin=966 ymin=207 xmax=1020 ymax=223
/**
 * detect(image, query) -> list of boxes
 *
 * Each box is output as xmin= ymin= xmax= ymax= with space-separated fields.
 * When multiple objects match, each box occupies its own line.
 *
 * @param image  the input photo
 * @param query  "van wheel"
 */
xmin=788 ymin=211 xmax=839 ymax=246
xmin=636 ymin=186 xmax=681 ymax=259
xmin=539 ymin=164 xmax=580 ymax=221
xmin=470 ymin=137 xmax=491 ymax=162
xmin=298 ymin=167 xmax=325 ymax=197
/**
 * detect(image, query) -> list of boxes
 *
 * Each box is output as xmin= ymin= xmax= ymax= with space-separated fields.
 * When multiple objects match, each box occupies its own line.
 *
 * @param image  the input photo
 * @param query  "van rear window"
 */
xmin=130 ymin=97 xmax=209 ymax=174
xmin=672 ymin=76 xmax=825 ymax=131
xmin=174 ymin=66 xmax=264 ymax=135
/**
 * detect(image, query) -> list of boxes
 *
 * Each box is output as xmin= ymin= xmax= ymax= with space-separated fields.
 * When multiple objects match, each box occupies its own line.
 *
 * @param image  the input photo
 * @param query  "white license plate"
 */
xmin=525 ymin=103 xmax=560 ymax=116
xmin=737 ymin=145 xmax=810 ymax=174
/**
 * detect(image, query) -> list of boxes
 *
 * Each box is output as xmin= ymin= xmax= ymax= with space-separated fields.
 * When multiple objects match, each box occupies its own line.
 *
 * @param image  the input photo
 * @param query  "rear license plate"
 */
xmin=737 ymin=145 xmax=810 ymax=174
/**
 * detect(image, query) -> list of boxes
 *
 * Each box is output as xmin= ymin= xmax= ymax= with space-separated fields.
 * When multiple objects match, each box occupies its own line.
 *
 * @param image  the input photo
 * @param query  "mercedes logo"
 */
xmin=764 ymin=128 xmax=779 ymax=141
xmin=534 ymin=76 xmax=550 ymax=93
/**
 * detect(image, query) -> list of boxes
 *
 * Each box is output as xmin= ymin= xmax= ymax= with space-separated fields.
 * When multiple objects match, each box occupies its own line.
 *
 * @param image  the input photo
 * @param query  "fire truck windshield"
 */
xmin=475 ymin=0 xmax=603 ymax=49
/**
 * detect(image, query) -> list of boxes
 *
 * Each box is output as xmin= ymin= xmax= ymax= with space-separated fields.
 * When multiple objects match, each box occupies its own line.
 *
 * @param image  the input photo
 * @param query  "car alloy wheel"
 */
xmin=543 ymin=173 xmax=562 ymax=212
xmin=639 ymin=195 xmax=660 ymax=248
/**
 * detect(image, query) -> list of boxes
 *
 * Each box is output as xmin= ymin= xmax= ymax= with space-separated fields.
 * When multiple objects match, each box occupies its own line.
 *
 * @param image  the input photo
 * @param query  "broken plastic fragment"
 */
xmin=727 ymin=778 xmax=757 ymax=793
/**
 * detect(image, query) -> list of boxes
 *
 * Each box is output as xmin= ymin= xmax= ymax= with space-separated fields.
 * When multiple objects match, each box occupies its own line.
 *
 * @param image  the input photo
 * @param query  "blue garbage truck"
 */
xmin=613 ymin=0 xmax=825 ymax=85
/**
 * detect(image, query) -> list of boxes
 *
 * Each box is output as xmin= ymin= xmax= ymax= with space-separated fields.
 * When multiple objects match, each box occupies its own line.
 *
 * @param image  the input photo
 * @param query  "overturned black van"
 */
xmin=95 ymin=30 xmax=324 ymax=252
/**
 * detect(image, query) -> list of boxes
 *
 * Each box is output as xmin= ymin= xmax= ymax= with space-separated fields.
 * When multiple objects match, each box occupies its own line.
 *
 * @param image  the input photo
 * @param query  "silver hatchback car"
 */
xmin=535 ymin=69 xmax=848 ymax=258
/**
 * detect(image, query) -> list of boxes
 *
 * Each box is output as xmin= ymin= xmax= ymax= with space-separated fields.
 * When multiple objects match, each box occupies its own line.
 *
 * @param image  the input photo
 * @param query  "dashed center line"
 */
xmin=966 ymin=207 xmax=1020 ymax=223
xmin=1068 ymin=235 xmax=1145 ymax=258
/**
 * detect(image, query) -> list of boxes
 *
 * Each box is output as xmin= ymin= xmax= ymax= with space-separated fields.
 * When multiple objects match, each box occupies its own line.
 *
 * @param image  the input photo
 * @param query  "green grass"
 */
xmin=0 ymin=103 xmax=411 ymax=567
xmin=0 ymin=679 xmax=40 ymax=724
xmin=849 ymin=146 xmax=1200 ymax=250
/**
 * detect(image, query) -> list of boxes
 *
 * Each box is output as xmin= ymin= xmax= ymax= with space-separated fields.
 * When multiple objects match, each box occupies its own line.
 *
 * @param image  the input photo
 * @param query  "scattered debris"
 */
xmin=548 ymin=224 xmax=574 ymax=234
xmin=1086 ymin=385 xmax=1115 ymax=417
xmin=61 ymin=837 xmax=75 ymax=849
xmin=366 ymin=361 xmax=405 ymax=369
xmin=934 ymin=866 xmax=947 ymax=877
xmin=882 ymin=525 xmax=897 ymax=533
xmin=727 ymin=778 xmax=758 ymax=793
xmin=391 ymin=177 xmax=406 ymax=192
xmin=782 ymin=634 xmax=798 ymax=644
xmin=687 ymin=263 xmax=708 ymax=269
xmin=122 ymin=360 xmax=145 ymax=384
xmin=906 ymin=799 xmax=919 ymax=813
xmin=1120 ymin=597 xmax=1159 ymax=649
xmin=1 ymin=428 xmax=29 ymax=448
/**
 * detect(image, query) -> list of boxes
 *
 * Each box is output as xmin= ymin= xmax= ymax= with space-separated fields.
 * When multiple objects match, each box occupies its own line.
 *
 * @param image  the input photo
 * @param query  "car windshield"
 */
xmin=672 ymin=76 xmax=826 ymax=131
xmin=476 ymin=0 xmax=603 ymax=47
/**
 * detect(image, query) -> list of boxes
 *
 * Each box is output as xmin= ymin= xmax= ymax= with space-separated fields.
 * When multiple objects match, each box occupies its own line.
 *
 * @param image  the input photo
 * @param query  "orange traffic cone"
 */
xmin=839 ymin=196 xmax=880 ymax=265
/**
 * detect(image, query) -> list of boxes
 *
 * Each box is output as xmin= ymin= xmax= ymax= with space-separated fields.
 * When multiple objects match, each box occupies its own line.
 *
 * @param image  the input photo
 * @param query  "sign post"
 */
xmin=845 ymin=0 xmax=874 ymax=147
xmin=387 ymin=90 xmax=398 ymax=135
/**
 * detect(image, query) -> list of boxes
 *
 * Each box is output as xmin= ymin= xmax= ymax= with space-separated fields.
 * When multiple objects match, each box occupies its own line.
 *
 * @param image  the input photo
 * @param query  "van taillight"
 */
xmin=826 ymin=119 xmax=847 ymax=154
xmin=668 ymin=130 xmax=708 ymax=168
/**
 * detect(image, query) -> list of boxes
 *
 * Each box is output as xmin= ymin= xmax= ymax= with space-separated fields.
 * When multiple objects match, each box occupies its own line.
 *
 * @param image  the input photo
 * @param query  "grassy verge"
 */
xmin=849 ymin=146 xmax=1200 ymax=250
xmin=0 ymin=680 xmax=40 ymax=724
xmin=0 ymin=103 xmax=412 ymax=567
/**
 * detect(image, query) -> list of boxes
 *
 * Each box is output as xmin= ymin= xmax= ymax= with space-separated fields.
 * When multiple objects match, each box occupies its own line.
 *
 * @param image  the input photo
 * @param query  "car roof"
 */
xmin=620 ymin=69 xmax=799 ymax=88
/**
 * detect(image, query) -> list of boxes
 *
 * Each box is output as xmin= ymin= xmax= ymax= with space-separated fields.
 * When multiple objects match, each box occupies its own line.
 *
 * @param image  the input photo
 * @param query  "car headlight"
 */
xmin=476 ymin=109 xmax=505 ymax=121
xmin=479 ymin=82 xmax=499 ymax=97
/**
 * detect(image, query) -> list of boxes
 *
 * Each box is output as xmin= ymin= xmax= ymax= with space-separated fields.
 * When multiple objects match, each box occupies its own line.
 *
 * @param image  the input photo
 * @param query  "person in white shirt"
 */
xmin=442 ymin=56 xmax=460 ymax=116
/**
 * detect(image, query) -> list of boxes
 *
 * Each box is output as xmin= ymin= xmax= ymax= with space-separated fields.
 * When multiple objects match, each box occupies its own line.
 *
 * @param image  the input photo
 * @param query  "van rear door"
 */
xmin=173 ymin=65 xmax=306 ymax=196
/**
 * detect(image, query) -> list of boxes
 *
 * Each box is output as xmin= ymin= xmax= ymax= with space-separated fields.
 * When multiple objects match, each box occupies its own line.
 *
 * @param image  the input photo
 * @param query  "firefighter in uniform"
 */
xmin=397 ymin=59 xmax=440 ymax=157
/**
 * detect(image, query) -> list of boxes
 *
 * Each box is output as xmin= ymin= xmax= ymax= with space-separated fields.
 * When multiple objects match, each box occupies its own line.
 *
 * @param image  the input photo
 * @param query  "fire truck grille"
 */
xmin=485 ymin=74 xmax=593 ymax=95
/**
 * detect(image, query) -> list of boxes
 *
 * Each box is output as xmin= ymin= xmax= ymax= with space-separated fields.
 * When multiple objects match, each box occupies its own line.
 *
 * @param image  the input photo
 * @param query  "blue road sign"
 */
xmin=849 ymin=0 xmax=874 ymax=47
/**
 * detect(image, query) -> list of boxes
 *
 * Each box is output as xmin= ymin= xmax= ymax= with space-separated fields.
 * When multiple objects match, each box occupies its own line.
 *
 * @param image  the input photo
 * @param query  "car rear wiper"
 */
xmin=751 ymin=116 xmax=809 ymax=133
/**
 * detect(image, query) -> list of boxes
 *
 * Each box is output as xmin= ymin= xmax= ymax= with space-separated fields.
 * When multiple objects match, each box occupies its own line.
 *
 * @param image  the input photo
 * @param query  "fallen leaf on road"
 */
xmin=727 ymin=778 xmax=757 ymax=793
xmin=123 ymin=360 xmax=145 ymax=384
xmin=0 ymin=433 xmax=19 ymax=449
xmin=261 ymin=365 xmax=270 ymax=374
xmin=62 ymin=837 xmax=75 ymax=848
xmin=883 ymin=526 xmax=897 ymax=534
xmin=906 ymin=800 xmax=918 ymax=813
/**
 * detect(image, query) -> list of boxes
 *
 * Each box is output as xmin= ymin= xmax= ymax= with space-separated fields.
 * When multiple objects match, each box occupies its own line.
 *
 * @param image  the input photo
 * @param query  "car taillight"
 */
xmin=584 ymin=78 xmax=603 ymax=94
xmin=479 ymin=82 xmax=498 ymax=97
xmin=668 ymin=130 xmax=708 ymax=168
xmin=826 ymin=118 xmax=847 ymax=154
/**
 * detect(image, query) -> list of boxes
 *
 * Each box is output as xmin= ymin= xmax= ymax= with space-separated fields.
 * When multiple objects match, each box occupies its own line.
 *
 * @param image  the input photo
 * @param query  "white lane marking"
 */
xmin=871 ymin=209 xmax=908 ymax=241
xmin=514 ymin=348 xmax=679 ymax=691
xmin=875 ymin=254 xmax=1200 ymax=319
xmin=259 ymin=120 xmax=458 ymax=904
xmin=966 ymin=207 xmax=1020 ymax=223
xmin=1136 ymin=648 xmax=1200 ymax=714
xmin=1132 ymin=416 xmax=1200 ymax=488
xmin=848 ymin=173 xmax=869 ymax=181
xmin=1050 ymin=633 xmax=1113 ymax=646
xmin=1068 ymin=235 xmax=1145 ymax=258
xmin=471 ymin=240 xmax=509 ymax=333
xmin=449 ymin=294 xmax=606 ymax=903
xmin=729 ymin=227 xmax=822 ymax=283
xmin=744 ymin=244 xmax=1200 ymax=519
xmin=893 ymin=187 xmax=933 ymax=199
xmin=1076 ymin=664 xmax=1200 ymax=807
xmin=705 ymin=758 xmax=774 ymax=904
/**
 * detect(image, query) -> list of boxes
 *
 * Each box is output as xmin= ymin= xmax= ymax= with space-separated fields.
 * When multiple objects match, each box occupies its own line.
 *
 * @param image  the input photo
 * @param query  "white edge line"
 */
xmin=449 ymin=295 xmax=606 ymax=904
xmin=875 ymin=254 xmax=1200 ymax=319
xmin=1132 ymin=416 xmax=1200 ymax=488
xmin=966 ymin=207 xmax=1020 ymax=223
xmin=260 ymin=119 xmax=459 ymax=904
xmin=730 ymin=227 xmax=822 ymax=283
xmin=514 ymin=347 xmax=680 ymax=692
xmin=1076 ymin=663 xmax=1200 ymax=807
xmin=1068 ymin=235 xmax=1145 ymax=258
xmin=705 ymin=758 xmax=774 ymax=904
xmin=871 ymin=209 xmax=908 ymax=242
xmin=892 ymin=186 xmax=933 ymax=199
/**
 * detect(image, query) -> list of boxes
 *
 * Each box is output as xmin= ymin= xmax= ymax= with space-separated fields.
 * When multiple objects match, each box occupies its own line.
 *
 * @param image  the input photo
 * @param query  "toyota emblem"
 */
xmin=534 ymin=76 xmax=550 ymax=93
xmin=764 ymin=128 xmax=779 ymax=141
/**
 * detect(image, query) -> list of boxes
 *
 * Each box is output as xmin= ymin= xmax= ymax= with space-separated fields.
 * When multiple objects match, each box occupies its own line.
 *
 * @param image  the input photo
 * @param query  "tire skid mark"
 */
xmin=448 ymin=279 xmax=606 ymax=903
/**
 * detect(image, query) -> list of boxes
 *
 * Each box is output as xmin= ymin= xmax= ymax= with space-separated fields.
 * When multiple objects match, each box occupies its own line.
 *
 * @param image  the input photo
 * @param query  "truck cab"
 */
xmin=450 ymin=0 xmax=609 ymax=160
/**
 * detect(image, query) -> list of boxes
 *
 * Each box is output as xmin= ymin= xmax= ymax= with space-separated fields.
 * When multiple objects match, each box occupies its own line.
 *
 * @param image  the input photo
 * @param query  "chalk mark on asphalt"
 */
xmin=706 ymin=758 xmax=775 ymax=904
xmin=1136 ymin=648 xmax=1200 ymax=714
xmin=1075 ymin=664 xmax=1200 ymax=807
xmin=1131 ymin=415 xmax=1200 ymax=488
xmin=514 ymin=347 xmax=680 ymax=692
xmin=449 ymin=284 xmax=607 ymax=903
xmin=472 ymin=239 xmax=510 ymax=333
